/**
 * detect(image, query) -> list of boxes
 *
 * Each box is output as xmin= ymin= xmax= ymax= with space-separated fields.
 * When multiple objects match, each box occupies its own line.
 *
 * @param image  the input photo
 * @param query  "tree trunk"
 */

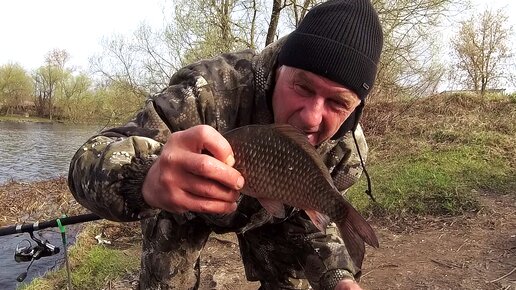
xmin=266 ymin=0 xmax=282 ymax=46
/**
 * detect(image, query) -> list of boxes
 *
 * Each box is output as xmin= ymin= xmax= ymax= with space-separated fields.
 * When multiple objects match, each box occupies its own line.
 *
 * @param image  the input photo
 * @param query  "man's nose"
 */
xmin=299 ymin=97 xmax=324 ymax=128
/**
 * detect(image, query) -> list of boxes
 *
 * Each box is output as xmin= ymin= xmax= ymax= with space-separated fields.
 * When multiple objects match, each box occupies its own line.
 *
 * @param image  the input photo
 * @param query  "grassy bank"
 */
xmin=0 ymin=178 xmax=141 ymax=290
xmin=348 ymin=93 xmax=515 ymax=215
xmin=2 ymin=93 xmax=515 ymax=289
xmin=19 ymin=221 xmax=141 ymax=290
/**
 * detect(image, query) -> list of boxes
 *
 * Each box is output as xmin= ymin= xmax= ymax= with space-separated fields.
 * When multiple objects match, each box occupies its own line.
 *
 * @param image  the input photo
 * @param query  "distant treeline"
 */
xmin=1 ymin=0 xmax=514 ymax=123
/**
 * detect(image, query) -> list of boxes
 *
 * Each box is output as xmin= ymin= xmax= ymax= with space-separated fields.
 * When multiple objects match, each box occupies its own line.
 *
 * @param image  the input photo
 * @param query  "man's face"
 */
xmin=272 ymin=66 xmax=361 ymax=146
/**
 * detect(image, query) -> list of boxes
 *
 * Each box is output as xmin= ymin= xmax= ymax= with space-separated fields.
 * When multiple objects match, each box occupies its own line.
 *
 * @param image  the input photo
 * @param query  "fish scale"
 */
xmin=224 ymin=124 xmax=379 ymax=268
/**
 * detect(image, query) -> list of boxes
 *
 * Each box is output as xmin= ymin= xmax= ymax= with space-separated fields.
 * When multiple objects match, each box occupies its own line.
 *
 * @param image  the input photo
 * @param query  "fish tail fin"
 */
xmin=336 ymin=203 xmax=379 ymax=268
xmin=337 ymin=221 xmax=366 ymax=269
xmin=343 ymin=201 xmax=379 ymax=248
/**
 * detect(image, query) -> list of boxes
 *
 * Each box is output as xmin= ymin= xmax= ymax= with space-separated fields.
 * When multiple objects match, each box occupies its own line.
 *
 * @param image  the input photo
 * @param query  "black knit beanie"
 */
xmin=277 ymin=0 xmax=383 ymax=136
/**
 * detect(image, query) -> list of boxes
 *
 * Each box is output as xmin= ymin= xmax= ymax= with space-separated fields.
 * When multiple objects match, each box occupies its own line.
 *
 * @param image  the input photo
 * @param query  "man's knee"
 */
xmin=139 ymin=214 xmax=212 ymax=289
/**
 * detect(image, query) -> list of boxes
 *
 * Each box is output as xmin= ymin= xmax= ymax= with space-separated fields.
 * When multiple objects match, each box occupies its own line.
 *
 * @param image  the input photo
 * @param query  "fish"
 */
xmin=223 ymin=124 xmax=379 ymax=268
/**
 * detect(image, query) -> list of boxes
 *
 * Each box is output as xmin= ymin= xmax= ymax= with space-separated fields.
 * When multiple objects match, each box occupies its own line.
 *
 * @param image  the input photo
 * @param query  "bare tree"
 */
xmin=134 ymin=24 xmax=177 ymax=88
xmin=450 ymin=8 xmax=513 ymax=95
xmin=90 ymin=34 xmax=149 ymax=97
xmin=90 ymin=0 xmax=465 ymax=106
xmin=175 ymin=0 xmax=263 ymax=63
xmin=46 ymin=49 xmax=70 ymax=71
xmin=368 ymin=0 xmax=463 ymax=101
xmin=265 ymin=0 xmax=285 ymax=45
xmin=91 ymin=0 xmax=265 ymax=98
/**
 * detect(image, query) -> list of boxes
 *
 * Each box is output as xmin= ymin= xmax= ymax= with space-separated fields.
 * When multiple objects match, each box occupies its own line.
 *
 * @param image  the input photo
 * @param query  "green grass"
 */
xmin=12 ymin=95 xmax=516 ymax=289
xmin=349 ymin=139 xmax=515 ymax=216
xmin=18 ymin=224 xmax=140 ymax=290
xmin=350 ymin=94 xmax=516 ymax=216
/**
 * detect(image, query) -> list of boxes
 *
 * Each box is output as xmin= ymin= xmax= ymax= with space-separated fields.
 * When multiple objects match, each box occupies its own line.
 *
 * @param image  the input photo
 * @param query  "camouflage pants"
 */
xmin=139 ymin=211 xmax=358 ymax=290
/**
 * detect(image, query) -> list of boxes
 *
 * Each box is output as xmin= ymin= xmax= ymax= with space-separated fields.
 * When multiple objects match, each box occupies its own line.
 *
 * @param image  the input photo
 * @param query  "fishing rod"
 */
xmin=0 ymin=213 xmax=103 ymax=286
xmin=0 ymin=213 xmax=102 ymax=236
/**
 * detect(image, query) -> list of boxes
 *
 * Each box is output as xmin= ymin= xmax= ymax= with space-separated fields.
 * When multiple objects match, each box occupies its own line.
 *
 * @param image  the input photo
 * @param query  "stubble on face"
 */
xmin=271 ymin=66 xmax=360 ymax=146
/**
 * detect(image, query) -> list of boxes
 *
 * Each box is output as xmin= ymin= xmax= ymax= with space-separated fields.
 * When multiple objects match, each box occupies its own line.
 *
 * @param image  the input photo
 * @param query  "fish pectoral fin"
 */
xmin=258 ymin=198 xmax=286 ymax=218
xmin=305 ymin=210 xmax=330 ymax=233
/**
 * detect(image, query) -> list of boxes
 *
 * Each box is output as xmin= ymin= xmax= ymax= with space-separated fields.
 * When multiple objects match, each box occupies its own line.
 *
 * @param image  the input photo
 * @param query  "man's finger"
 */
xmin=184 ymin=125 xmax=236 ymax=166
xmin=182 ymin=152 xmax=244 ymax=191
xmin=178 ymin=173 xmax=241 ymax=202
xmin=172 ymin=190 xmax=238 ymax=214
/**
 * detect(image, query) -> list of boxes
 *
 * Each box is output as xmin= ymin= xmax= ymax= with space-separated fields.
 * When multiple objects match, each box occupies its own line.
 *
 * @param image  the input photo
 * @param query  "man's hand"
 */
xmin=335 ymin=279 xmax=363 ymax=290
xmin=142 ymin=125 xmax=244 ymax=214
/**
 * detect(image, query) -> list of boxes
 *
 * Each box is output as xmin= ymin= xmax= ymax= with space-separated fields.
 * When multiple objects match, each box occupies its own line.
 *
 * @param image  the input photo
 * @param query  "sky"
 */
xmin=0 ymin=0 xmax=167 ymax=71
xmin=0 ymin=0 xmax=515 ymax=88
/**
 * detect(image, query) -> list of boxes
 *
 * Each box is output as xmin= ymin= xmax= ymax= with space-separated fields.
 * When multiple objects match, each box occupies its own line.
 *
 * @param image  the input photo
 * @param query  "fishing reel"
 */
xmin=14 ymin=231 xmax=60 ymax=282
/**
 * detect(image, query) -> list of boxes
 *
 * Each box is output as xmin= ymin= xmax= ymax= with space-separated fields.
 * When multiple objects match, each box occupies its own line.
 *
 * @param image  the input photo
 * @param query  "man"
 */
xmin=68 ymin=0 xmax=383 ymax=289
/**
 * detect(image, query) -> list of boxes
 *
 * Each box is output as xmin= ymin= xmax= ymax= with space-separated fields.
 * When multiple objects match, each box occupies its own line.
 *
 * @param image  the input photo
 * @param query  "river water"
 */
xmin=0 ymin=121 xmax=104 ymax=289
xmin=0 ymin=121 xmax=103 ymax=184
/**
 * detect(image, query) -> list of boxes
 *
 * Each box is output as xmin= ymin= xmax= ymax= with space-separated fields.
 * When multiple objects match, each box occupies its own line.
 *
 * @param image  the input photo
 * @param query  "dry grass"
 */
xmin=0 ymin=177 xmax=141 ymax=245
xmin=0 ymin=177 xmax=88 ymax=227
xmin=364 ymin=93 xmax=515 ymax=134
xmin=361 ymin=93 xmax=516 ymax=162
xmin=348 ymin=93 xmax=515 ymax=216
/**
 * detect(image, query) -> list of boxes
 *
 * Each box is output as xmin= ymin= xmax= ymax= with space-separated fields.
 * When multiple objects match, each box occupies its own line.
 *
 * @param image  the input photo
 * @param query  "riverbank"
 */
xmin=0 ymin=115 xmax=54 ymax=124
xmin=0 ymin=178 xmax=86 ymax=226
xmin=2 ymin=180 xmax=514 ymax=290
xmin=1 ymin=94 xmax=515 ymax=289
xmin=0 ymin=179 xmax=142 ymax=290
xmin=0 ymin=114 xmax=122 ymax=126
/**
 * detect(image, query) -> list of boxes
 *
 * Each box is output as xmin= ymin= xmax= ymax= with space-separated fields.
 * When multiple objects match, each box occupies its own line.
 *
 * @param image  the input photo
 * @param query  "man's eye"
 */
xmin=294 ymin=83 xmax=312 ymax=96
xmin=330 ymin=99 xmax=351 ymax=111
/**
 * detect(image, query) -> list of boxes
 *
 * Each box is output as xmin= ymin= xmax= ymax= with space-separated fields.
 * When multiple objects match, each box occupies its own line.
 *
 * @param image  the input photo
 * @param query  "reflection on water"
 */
xmin=0 ymin=122 xmax=103 ymax=185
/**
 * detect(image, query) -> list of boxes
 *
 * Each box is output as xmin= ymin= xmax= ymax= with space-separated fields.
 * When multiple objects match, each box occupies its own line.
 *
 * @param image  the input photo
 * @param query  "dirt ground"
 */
xmin=106 ymin=192 xmax=515 ymax=290
xmin=0 ymin=180 xmax=514 ymax=289
xmin=359 ymin=193 xmax=515 ymax=290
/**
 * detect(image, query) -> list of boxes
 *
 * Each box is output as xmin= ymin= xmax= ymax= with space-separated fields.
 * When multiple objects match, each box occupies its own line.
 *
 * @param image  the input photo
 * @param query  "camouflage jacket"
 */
xmin=68 ymin=37 xmax=369 ymax=284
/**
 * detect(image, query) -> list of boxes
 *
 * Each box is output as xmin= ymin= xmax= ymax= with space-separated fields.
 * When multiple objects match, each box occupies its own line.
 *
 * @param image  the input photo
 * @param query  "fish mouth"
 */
xmin=304 ymin=132 xmax=318 ymax=145
xmin=287 ymin=124 xmax=319 ymax=145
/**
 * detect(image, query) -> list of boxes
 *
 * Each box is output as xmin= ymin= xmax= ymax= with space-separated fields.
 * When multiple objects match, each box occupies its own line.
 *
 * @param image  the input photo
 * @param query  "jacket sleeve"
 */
xmin=68 ymin=55 xmax=251 ymax=222
xmin=300 ymin=221 xmax=362 ymax=289
xmin=68 ymin=69 xmax=217 ymax=222
xmin=68 ymin=101 xmax=166 ymax=222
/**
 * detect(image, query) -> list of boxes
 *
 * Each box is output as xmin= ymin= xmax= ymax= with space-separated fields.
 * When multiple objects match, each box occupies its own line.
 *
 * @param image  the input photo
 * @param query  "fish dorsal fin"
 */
xmin=270 ymin=124 xmax=334 ymax=183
